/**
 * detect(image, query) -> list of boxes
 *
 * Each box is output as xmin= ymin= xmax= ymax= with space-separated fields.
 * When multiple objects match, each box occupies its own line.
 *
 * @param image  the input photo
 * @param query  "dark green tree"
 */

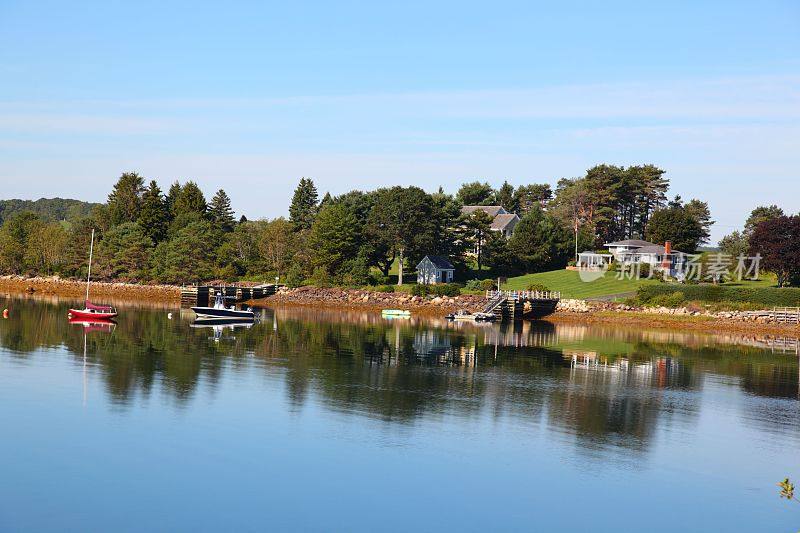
xmin=308 ymin=203 xmax=360 ymax=276
xmin=505 ymin=206 xmax=573 ymax=273
xmin=151 ymin=219 xmax=219 ymax=284
xmin=494 ymin=181 xmax=517 ymax=212
xmin=289 ymin=177 xmax=319 ymax=231
xmin=138 ymin=180 xmax=169 ymax=243
xmin=718 ymin=230 xmax=749 ymax=258
xmin=645 ymin=204 xmax=704 ymax=252
xmin=165 ymin=181 xmax=182 ymax=219
xmin=456 ymin=181 xmax=494 ymax=205
xmin=209 ymin=189 xmax=236 ymax=232
xmin=684 ymin=199 xmax=714 ymax=245
xmin=365 ymin=186 xmax=435 ymax=284
xmin=107 ymin=172 xmax=146 ymax=226
xmin=95 ymin=222 xmax=153 ymax=281
xmin=459 ymin=210 xmax=494 ymax=272
xmin=745 ymin=205 xmax=784 ymax=236
xmin=514 ymin=183 xmax=552 ymax=214
xmin=173 ymin=181 xmax=207 ymax=218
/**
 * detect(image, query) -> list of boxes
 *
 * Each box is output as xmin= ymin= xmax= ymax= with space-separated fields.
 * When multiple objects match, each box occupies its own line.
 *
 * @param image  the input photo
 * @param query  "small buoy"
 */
xmin=167 ymin=312 xmax=173 ymax=319
xmin=2 ymin=308 xmax=8 ymax=318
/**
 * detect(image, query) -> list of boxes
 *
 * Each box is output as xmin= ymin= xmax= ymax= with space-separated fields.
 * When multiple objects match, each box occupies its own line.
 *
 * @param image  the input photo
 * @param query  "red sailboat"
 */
xmin=68 ymin=229 xmax=118 ymax=321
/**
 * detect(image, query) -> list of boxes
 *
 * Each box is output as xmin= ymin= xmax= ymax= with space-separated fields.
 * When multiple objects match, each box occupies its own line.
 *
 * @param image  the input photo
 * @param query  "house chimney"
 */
xmin=662 ymin=241 xmax=672 ymax=269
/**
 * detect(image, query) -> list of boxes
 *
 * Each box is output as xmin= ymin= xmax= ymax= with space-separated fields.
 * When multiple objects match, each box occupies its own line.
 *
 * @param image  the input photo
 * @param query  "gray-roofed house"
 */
xmin=416 ymin=256 xmax=455 ymax=285
xmin=460 ymin=206 xmax=520 ymax=238
xmin=603 ymin=239 xmax=687 ymax=274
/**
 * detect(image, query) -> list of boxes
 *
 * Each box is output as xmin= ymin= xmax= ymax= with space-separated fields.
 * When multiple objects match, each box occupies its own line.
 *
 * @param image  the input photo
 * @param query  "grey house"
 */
xmin=416 ymin=256 xmax=455 ymax=285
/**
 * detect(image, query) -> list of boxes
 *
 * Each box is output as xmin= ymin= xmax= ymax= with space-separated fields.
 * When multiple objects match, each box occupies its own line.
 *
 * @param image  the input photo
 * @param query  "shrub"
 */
xmin=636 ymin=284 xmax=800 ymax=307
xmin=464 ymin=279 xmax=482 ymax=291
xmin=410 ymin=284 xmax=428 ymax=297
xmin=480 ymin=279 xmax=496 ymax=291
xmin=375 ymin=284 xmax=395 ymax=293
xmin=431 ymin=283 xmax=462 ymax=297
xmin=646 ymin=291 xmax=686 ymax=308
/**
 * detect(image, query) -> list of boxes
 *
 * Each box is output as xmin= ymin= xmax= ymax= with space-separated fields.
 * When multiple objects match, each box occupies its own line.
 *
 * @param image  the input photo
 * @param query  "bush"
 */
xmin=431 ymin=283 xmax=462 ymax=297
xmin=464 ymin=279 xmax=482 ymax=291
xmin=410 ymin=283 xmax=462 ymax=297
xmin=480 ymin=279 xmax=496 ymax=291
xmin=410 ymin=284 xmax=428 ymax=297
xmin=374 ymin=284 xmax=395 ymax=293
xmin=646 ymin=291 xmax=686 ymax=308
xmin=636 ymin=284 xmax=800 ymax=307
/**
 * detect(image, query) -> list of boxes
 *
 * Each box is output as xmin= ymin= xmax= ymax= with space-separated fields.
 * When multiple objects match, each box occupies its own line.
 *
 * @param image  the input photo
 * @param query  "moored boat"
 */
xmin=67 ymin=229 xmax=119 ymax=321
xmin=381 ymin=309 xmax=411 ymax=317
xmin=191 ymin=293 xmax=255 ymax=320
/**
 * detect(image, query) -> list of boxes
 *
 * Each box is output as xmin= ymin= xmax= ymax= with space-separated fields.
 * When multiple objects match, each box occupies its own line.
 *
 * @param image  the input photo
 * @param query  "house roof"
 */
xmin=461 ymin=205 xmax=507 ymax=217
xmin=490 ymin=213 xmax=520 ymax=231
xmin=419 ymin=255 xmax=454 ymax=270
xmin=604 ymin=239 xmax=655 ymax=248
xmin=629 ymin=245 xmax=686 ymax=255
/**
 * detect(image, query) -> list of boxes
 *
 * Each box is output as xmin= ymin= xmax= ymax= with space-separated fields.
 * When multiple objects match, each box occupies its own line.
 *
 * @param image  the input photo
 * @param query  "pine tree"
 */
xmin=209 ymin=189 xmax=236 ymax=232
xmin=494 ymin=181 xmax=517 ymax=212
xmin=165 ymin=181 xmax=182 ymax=220
xmin=138 ymin=180 xmax=169 ymax=243
xmin=107 ymin=172 xmax=145 ymax=226
xmin=289 ymin=177 xmax=319 ymax=230
xmin=173 ymin=181 xmax=207 ymax=217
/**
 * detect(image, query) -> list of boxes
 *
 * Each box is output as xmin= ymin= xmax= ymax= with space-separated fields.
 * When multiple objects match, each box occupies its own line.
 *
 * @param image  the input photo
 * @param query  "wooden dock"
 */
xmin=484 ymin=290 xmax=562 ymax=321
xmin=742 ymin=307 xmax=800 ymax=324
xmin=180 ymin=283 xmax=282 ymax=308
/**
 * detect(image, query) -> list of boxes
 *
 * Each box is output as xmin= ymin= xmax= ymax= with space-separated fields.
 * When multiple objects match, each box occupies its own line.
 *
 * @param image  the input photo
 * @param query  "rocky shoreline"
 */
xmin=250 ymin=285 xmax=485 ymax=315
xmin=0 ymin=275 xmax=181 ymax=302
xmin=1 ymin=276 xmax=797 ymax=336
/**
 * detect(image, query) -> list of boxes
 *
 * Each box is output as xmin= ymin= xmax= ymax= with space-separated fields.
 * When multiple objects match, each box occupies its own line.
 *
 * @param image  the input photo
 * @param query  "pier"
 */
xmin=180 ymin=283 xmax=282 ymax=308
xmin=484 ymin=290 xmax=561 ymax=321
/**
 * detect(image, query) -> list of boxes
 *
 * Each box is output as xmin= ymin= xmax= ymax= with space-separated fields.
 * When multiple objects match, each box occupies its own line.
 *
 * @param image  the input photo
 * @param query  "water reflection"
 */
xmin=1 ymin=295 xmax=798 ymax=454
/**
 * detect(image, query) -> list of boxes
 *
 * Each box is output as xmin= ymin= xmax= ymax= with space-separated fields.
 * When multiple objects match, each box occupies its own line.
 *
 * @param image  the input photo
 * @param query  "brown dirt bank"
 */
xmin=0 ymin=275 xmax=181 ymax=303
xmin=549 ymin=310 xmax=800 ymax=337
xmin=248 ymin=286 xmax=485 ymax=316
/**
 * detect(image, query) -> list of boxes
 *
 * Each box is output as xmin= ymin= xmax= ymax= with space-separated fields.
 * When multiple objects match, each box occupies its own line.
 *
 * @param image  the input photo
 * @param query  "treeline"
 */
xmin=0 ymin=164 xmax=713 ymax=285
xmin=719 ymin=205 xmax=800 ymax=287
xmin=0 ymin=198 xmax=98 ymax=225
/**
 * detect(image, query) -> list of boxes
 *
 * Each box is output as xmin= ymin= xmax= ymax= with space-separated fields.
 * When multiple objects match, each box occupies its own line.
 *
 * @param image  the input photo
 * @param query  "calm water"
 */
xmin=0 ymin=295 xmax=798 ymax=532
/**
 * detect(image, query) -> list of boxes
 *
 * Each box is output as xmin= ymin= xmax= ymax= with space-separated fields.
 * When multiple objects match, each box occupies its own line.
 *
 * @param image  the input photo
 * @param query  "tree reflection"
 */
xmin=1 ymin=296 xmax=798 ymax=455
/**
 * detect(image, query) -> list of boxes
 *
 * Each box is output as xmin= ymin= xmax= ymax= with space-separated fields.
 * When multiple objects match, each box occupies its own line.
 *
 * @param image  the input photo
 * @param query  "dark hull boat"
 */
xmin=191 ymin=293 xmax=255 ymax=321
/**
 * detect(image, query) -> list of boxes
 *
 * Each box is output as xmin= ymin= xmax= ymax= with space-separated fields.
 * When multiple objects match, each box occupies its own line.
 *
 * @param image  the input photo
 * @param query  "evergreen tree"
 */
xmin=209 ymin=189 xmax=236 ymax=232
xmin=107 ymin=172 xmax=146 ymax=226
xmin=494 ymin=181 xmax=517 ymax=212
xmin=309 ymin=203 xmax=360 ymax=276
xmin=456 ymin=181 xmax=494 ymax=205
xmin=289 ymin=177 xmax=319 ymax=230
xmin=514 ymin=183 xmax=553 ymax=215
xmin=165 ymin=181 xmax=182 ymax=220
xmin=684 ymin=199 xmax=714 ymax=245
xmin=138 ymin=180 xmax=169 ymax=243
xmin=173 ymin=181 xmax=207 ymax=217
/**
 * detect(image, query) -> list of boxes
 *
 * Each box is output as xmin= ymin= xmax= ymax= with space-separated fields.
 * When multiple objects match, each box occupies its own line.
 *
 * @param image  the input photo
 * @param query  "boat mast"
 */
xmin=86 ymin=229 xmax=95 ymax=302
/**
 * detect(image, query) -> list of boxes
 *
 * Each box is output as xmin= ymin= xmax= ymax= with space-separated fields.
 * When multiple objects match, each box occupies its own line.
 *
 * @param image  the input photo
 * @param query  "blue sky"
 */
xmin=1 ymin=0 xmax=798 ymax=242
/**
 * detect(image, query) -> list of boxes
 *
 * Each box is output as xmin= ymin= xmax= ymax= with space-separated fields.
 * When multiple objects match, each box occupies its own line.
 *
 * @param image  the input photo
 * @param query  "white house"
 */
xmin=416 ymin=256 xmax=455 ymax=285
xmin=602 ymin=240 xmax=687 ymax=272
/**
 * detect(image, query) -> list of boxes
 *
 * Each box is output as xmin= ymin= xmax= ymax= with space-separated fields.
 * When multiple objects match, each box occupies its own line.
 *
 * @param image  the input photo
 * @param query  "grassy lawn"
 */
xmin=502 ymin=269 xmax=658 ymax=299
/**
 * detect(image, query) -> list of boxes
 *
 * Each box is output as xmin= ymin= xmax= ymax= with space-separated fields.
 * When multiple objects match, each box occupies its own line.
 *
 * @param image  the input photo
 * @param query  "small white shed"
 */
xmin=416 ymin=256 xmax=455 ymax=285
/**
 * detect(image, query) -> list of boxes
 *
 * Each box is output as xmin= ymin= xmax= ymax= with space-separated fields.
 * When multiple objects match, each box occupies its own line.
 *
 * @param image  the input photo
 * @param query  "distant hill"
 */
xmin=0 ymin=198 xmax=101 ymax=224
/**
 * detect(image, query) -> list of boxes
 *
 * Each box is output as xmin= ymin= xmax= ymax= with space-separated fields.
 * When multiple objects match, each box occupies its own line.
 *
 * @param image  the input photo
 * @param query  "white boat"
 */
xmin=191 ymin=293 xmax=255 ymax=320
